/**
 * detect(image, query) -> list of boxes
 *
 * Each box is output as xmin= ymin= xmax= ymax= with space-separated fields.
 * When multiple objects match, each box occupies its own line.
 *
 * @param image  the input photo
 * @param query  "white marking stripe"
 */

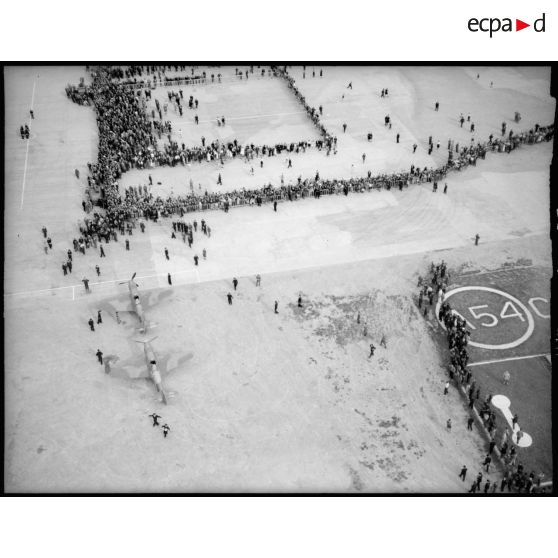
xmin=469 ymin=353 xmax=551 ymax=367
xmin=20 ymin=77 xmax=37 ymax=210
xmin=4 ymin=268 xmax=199 ymax=298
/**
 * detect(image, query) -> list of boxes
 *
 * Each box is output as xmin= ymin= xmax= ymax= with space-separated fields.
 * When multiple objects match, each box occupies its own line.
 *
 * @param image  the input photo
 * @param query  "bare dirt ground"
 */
xmin=3 ymin=65 xmax=553 ymax=492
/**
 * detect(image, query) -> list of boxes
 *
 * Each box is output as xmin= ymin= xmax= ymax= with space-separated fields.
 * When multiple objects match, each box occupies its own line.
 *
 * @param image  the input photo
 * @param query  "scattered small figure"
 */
xmin=255 ymin=274 xmax=261 ymax=287
xmin=233 ymin=278 xmax=238 ymax=291
xmin=88 ymin=318 xmax=95 ymax=332
xmin=95 ymin=265 xmax=100 ymax=276
xmin=82 ymin=277 xmax=90 ymax=293
xmin=97 ymin=310 xmax=102 ymax=324
xmin=162 ymin=424 xmax=171 ymax=438
xmin=274 ymin=300 xmax=279 ymax=314
xmin=297 ymin=295 xmax=303 ymax=308
xmin=474 ymin=234 xmax=480 ymax=246
xmin=96 ymin=349 xmax=103 ymax=364
xmin=467 ymin=417 xmax=474 ymax=430
xmin=227 ymin=292 xmax=233 ymax=305
xmin=502 ymin=370 xmax=511 ymax=385
xmin=164 ymin=247 xmax=169 ymax=260
xmin=368 ymin=344 xmax=376 ymax=358
xmin=459 ymin=465 xmax=467 ymax=481
xmin=149 ymin=413 xmax=161 ymax=427
xmin=443 ymin=381 xmax=450 ymax=395
xmin=168 ymin=273 xmax=172 ymax=285
xmin=446 ymin=418 xmax=452 ymax=431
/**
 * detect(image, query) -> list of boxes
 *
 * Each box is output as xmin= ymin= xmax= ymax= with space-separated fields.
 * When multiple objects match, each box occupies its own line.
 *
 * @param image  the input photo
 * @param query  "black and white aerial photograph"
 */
xmin=3 ymin=63 xmax=555 ymax=495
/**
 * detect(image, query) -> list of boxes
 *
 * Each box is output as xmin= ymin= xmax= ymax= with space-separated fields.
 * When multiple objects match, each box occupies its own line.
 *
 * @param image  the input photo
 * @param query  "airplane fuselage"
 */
xmin=141 ymin=340 xmax=166 ymax=404
xmin=128 ymin=282 xmax=147 ymax=330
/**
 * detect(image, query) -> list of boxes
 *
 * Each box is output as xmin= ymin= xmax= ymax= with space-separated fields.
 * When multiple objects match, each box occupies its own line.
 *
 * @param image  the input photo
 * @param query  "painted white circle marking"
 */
xmin=435 ymin=286 xmax=534 ymax=350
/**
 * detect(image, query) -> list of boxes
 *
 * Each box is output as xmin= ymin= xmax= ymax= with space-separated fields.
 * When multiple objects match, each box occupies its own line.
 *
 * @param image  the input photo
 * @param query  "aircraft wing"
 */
xmin=111 ymin=364 xmax=151 ymax=380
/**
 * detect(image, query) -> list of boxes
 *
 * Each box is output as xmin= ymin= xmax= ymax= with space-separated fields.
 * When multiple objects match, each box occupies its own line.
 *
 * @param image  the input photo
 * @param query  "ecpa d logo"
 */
xmin=468 ymin=13 xmax=546 ymax=37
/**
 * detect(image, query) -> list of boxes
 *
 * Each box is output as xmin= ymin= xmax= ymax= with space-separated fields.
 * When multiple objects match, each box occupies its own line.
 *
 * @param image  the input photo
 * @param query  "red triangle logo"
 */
xmin=516 ymin=19 xmax=530 ymax=31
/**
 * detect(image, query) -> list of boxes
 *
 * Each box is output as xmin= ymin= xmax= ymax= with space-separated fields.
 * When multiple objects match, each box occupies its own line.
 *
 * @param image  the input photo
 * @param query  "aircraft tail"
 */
xmin=136 ymin=321 xmax=158 ymax=334
xmin=134 ymin=335 xmax=158 ymax=345
xmin=118 ymin=272 xmax=136 ymax=285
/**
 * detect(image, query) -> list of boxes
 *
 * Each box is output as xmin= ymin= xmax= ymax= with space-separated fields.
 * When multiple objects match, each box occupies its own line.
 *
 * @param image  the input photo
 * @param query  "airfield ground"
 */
xmin=3 ymin=65 xmax=554 ymax=492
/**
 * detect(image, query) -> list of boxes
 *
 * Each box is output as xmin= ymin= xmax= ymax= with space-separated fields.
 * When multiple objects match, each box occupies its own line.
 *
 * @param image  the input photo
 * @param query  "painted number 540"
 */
xmin=468 ymin=301 xmax=525 ymax=328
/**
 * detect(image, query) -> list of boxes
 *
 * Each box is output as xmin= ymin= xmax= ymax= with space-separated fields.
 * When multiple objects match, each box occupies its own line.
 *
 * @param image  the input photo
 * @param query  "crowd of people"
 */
xmin=68 ymin=66 xmax=344 ymax=226
xmin=68 ymin=66 xmax=556 ymax=231
xmin=447 ymin=123 xmax=554 ymax=170
xmin=274 ymin=66 xmax=334 ymax=147
xmin=420 ymin=261 xmax=547 ymax=493
xmin=66 ymin=67 xmax=554 ymax=286
xmin=158 ymin=136 xmax=337 ymax=170
xmin=85 ymin=64 xmax=277 ymax=90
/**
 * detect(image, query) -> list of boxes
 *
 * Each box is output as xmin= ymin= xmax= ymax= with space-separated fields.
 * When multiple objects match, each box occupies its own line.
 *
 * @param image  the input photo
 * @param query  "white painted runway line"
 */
xmin=468 ymin=353 xmax=551 ymax=367
xmin=20 ymin=76 xmax=38 ymax=210
xmin=4 ymin=268 xmax=199 ymax=298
